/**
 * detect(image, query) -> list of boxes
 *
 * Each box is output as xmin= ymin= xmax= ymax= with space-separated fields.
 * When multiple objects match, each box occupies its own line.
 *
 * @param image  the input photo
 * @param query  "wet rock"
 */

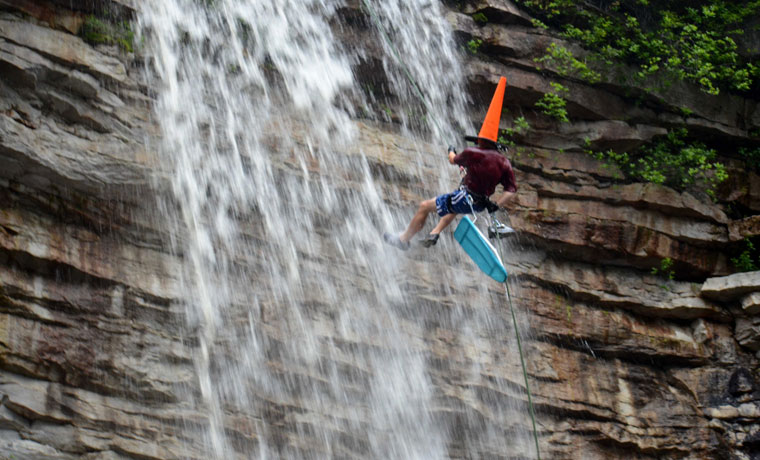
xmin=738 ymin=403 xmax=760 ymax=418
xmin=708 ymin=405 xmax=740 ymax=419
xmin=692 ymin=319 xmax=712 ymax=344
xmin=457 ymin=0 xmax=533 ymax=26
xmin=510 ymin=206 xmax=729 ymax=277
xmin=0 ymin=88 xmax=150 ymax=195
xmin=730 ymin=215 xmax=760 ymax=241
xmin=728 ymin=368 xmax=756 ymax=397
xmin=743 ymin=292 xmax=760 ymax=315
xmin=722 ymin=167 xmax=760 ymax=213
xmin=509 ymin=251 xmax=725 ymax=320
xmin=0 ymin=0 xmax=85 ymax=34
xmin=46 ymin=0 xmax=136 ymax=18
xmin=448 ymin=14 xmax=545 ymax=58
xmin=702 ymin=272 xmax=760 ymax=301
xmin=0 ymin=39 xmax=104 ymax=100
xmin=472 ymin=61 xmax=642 ymax=122
xmin=0 ymin=16 xmax=128 ymax=86
xmin=0 ymin=374 xmax=205 ymax=459
xmin=736 ymin=317 xmax=760 ymax=351
xmin=0 ymin=432 xmax=77 ymax=460
xmin=557 ymin=120 xmax=667 ymax=153
xmin=0 ymin=205 xmax=181 ymax=299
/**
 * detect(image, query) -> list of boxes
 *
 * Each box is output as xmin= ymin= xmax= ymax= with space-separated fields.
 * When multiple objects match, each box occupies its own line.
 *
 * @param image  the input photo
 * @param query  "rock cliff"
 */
xmin=0 ymin=0 xmax=759 ymax=459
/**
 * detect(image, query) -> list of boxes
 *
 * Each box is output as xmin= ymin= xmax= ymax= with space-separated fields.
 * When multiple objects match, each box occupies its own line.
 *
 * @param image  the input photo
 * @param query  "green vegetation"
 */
xmin=651 ymin=257 xmax=675 ymax=280
xmin=466 ymin=38 xmax=483 ymax=54
xmin=472 ymin=12 xmax=489 ymax=24
xmin=535 ymin=82 xmax=569 ymax=122
xmin=531 ymin=18 xmax=549 ymax=30
xmin=508 ymin=115 xmax=531 ymax=136
xmin=498 ymin=116 xmax=531 ymax=146
xmin=535 ymin=43 xmax=601 ymax=83
xmin=739 ymin=146 xmax=760 ymax=172
xmin=591 ymin=129 xmax=727 ymax=197
xmin=79 ymin=15 xmax=134 ymax=52
xmin=732 ymin=238 xmax=759 ymax=272
xmin=381 ymin=104 xmax=393 ymax=119
xmin=502 ymin=0 xmax=760 ymax=195
xmin=515 ymin=0 xmax=760 ymax=95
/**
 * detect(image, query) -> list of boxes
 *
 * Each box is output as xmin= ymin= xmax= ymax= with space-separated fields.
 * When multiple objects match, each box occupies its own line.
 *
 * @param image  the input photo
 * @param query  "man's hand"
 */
xmin=495 ymin=191 xmax=516 ymax=208
xmin=448 ymin=147 xmax=457 ymax=165
xmin=486 ymin=200 xmax=500 ymax=214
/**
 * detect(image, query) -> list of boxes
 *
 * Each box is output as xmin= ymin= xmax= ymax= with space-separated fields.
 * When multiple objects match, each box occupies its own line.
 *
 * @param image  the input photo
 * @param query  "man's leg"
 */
xmin=420 ymin=213 xmax=456 ymax=247
xmin=399 ymin=198 xmax=437 ymax=243
xmin=430 ymin=213 xmax=456 ymax=235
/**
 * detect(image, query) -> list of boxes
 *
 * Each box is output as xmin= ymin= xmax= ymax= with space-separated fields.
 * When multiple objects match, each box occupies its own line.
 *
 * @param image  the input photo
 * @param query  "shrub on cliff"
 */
xmin=589 ymin=128 xmax=728 ymax=198
xmin=516 ymin=0 xmax=760 ymax=96
xmin=79 ymin=15 xmax=134 ymax=53
xmin=732 ymin=238 xmax=759 ymax=272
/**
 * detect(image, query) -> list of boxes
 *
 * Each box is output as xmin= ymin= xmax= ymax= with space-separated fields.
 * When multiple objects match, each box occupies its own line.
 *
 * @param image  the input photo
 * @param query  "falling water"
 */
xmin=139 ymin=0 xmax=534 ymax=458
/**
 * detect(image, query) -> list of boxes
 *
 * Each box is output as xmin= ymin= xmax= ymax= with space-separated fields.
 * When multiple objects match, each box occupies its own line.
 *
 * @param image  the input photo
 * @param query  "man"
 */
xmin=384 ymin=76 xmax=517 ymax=250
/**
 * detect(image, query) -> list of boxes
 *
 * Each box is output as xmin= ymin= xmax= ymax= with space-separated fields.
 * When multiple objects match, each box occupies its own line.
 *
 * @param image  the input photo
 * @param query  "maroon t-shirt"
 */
xmin=453 ymin=147 xmax=517 ymax=196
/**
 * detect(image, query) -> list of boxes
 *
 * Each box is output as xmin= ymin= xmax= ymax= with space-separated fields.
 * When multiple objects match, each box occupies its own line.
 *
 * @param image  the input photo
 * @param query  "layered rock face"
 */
xmin=445 ymin=2 xmax=760 ymax=458
xmin=0 ymin=1 xmax=201 ymax=458
xmin=0 ymin=1 xmax=759 ymax=459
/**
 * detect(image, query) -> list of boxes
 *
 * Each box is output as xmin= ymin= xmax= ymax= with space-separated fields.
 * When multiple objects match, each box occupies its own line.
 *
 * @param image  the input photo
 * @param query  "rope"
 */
xmin=504 ymin=280 xmax=541 ymax=460
xmin=463 ymin=187 xmax=478 ymax=223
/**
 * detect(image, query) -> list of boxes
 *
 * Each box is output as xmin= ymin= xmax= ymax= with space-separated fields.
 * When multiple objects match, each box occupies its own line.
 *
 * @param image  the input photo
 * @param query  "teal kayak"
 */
xmin=454 ymin=216 xmax=508 ymax=283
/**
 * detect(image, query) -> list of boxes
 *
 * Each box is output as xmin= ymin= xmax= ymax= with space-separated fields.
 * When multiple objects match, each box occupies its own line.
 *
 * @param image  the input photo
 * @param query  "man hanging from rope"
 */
xmin=384 ymin=76 xmax=517 ymax=250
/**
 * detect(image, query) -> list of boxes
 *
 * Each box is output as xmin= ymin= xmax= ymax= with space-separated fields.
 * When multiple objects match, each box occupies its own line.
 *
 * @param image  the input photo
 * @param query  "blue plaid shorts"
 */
xmin=435 ymin=189 xmax=485 ymax=217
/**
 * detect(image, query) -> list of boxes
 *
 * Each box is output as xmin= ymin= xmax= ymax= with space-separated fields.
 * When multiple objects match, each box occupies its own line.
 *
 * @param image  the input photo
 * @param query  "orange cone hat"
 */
xmin=478 ymin=76 xmax=506 ymax=143
xmin=466 ymin=76 xmax=506 ymax=146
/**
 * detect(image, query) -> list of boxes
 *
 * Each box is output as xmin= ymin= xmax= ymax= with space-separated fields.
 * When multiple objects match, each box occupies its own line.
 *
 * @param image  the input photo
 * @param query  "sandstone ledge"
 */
xmin=701 ymin=272 xmax=760 ymax=302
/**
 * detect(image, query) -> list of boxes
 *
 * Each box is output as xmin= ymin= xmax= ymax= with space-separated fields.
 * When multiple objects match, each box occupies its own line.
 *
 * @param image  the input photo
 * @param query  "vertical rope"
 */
xmin=504 ymin=281 xmax=541 ymax=460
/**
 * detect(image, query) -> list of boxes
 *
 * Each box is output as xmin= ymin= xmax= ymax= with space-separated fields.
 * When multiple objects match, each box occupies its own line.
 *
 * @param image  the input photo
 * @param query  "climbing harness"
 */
xmin=461 ymin=185 xmax=513 ymax=238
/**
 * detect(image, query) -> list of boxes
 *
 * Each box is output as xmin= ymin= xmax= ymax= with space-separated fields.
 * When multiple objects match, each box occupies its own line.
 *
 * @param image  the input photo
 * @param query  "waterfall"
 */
xmin=139 ymin=0 xmax=533 ymax=458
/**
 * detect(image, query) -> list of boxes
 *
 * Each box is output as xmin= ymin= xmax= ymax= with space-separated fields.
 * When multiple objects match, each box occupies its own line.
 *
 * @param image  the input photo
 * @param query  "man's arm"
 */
xmin=448 ymin=146 xmax=478 ymax=166
xmin=491 ymin=161 xmax=518 ymax=210
xmin=494 ymin=190 xmax=516 ymax=207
